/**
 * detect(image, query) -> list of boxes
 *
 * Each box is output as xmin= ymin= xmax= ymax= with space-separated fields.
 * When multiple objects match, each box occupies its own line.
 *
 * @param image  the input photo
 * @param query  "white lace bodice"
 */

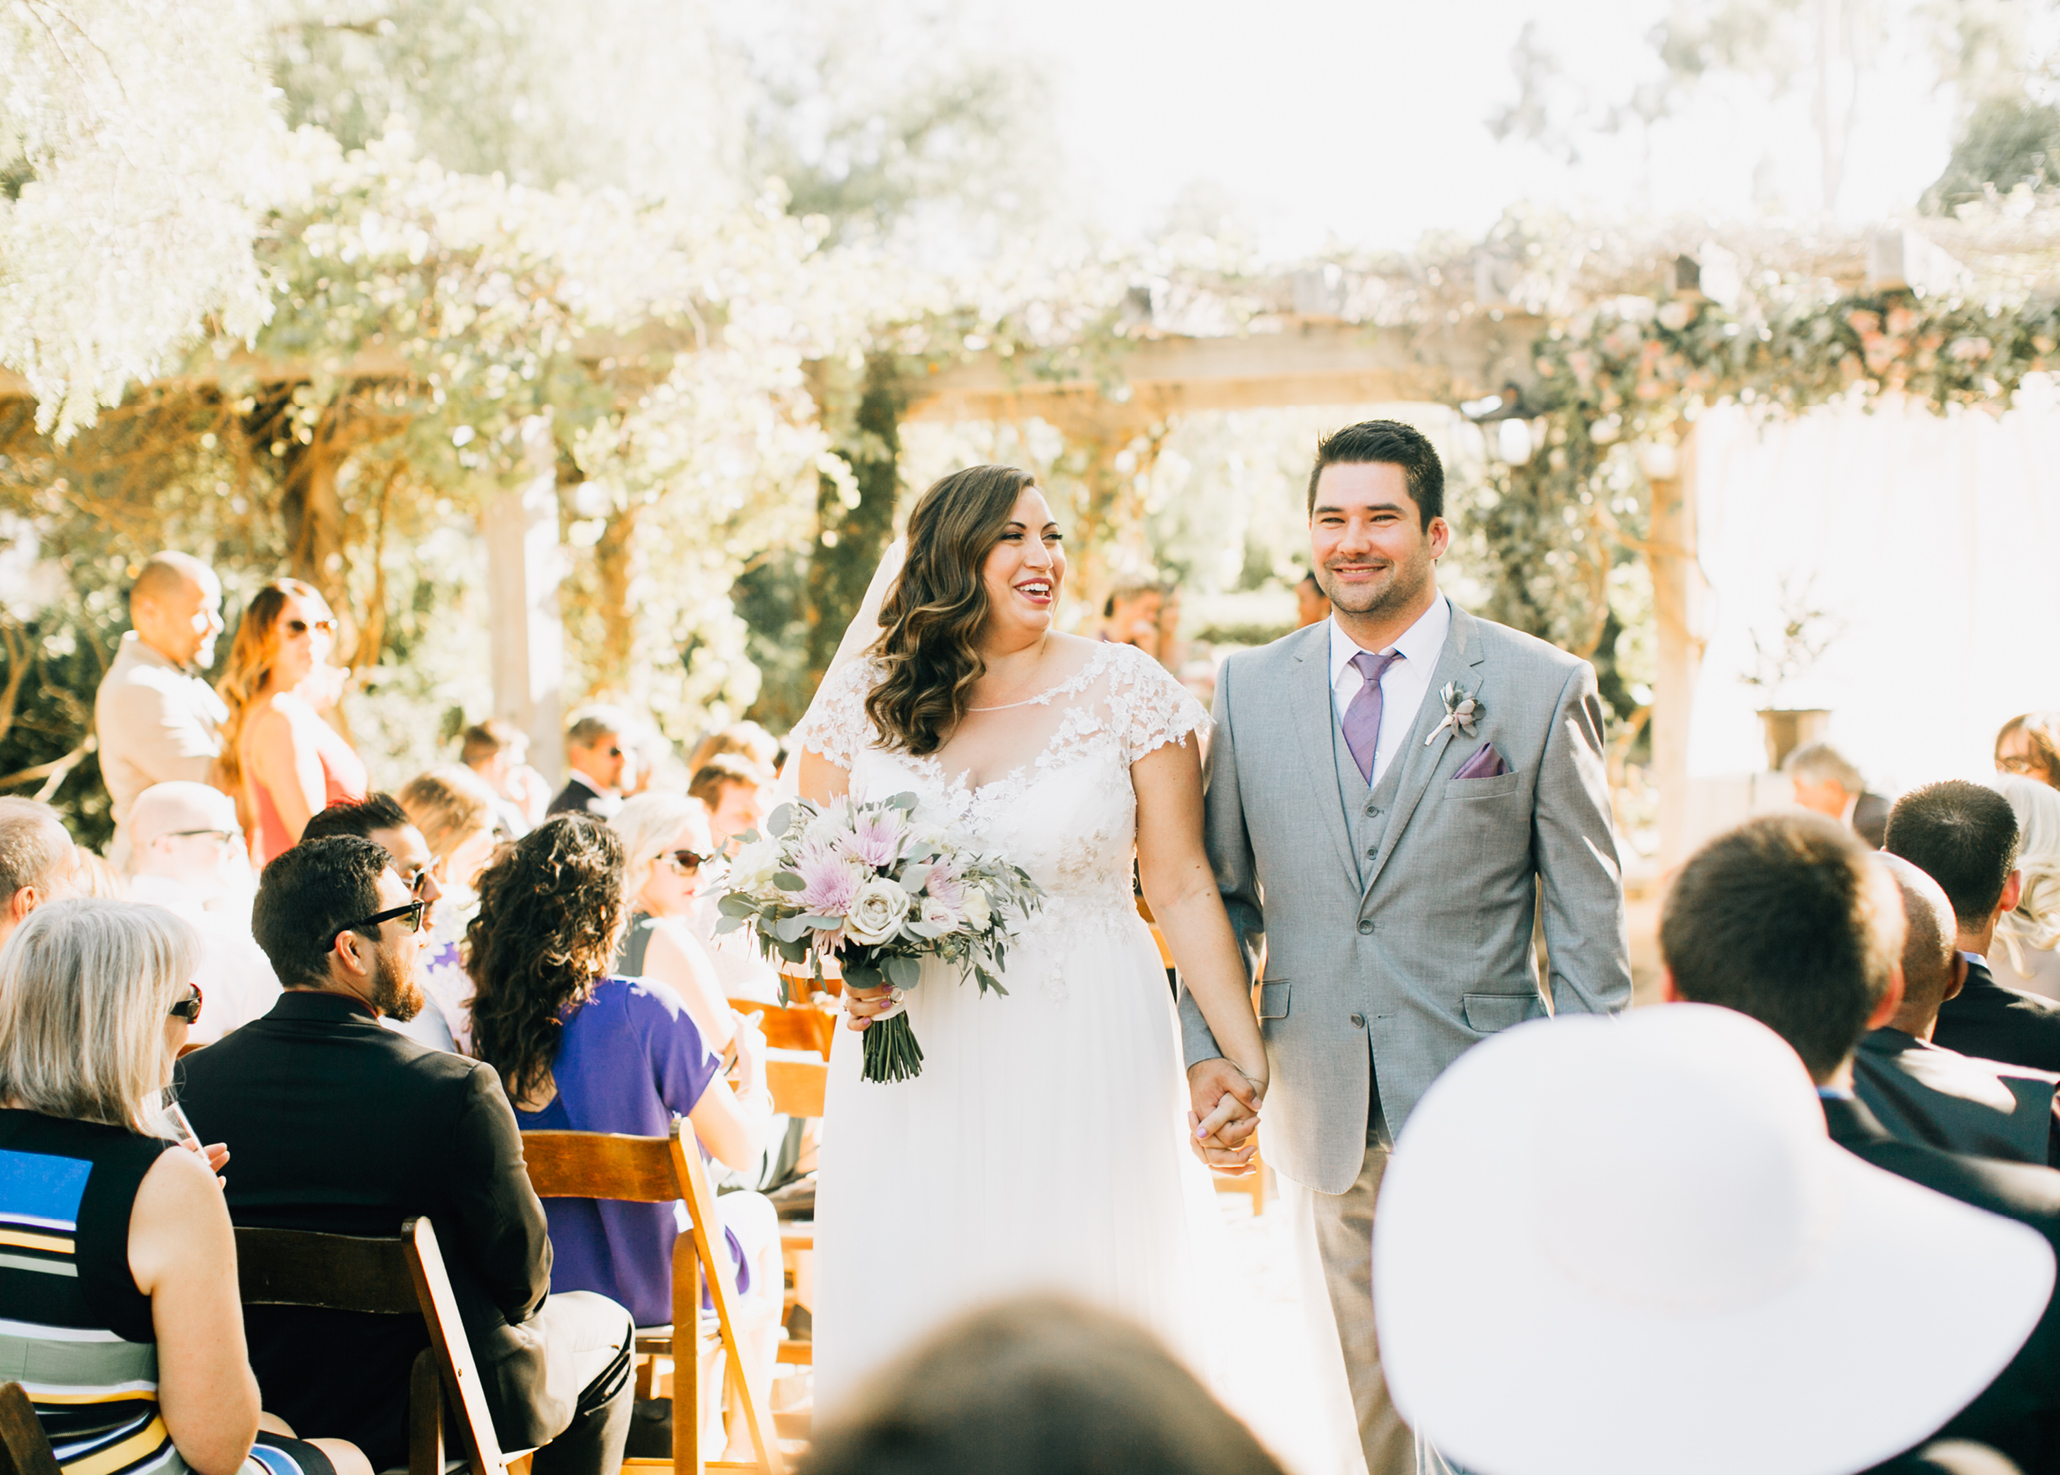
xmin=793 ymin=642 xmax=1209 ymax=950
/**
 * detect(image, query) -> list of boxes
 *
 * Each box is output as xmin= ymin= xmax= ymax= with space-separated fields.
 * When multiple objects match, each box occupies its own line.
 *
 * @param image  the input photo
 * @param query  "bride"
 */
xmin=792 ymin=464 xmax=1271 ymax=1406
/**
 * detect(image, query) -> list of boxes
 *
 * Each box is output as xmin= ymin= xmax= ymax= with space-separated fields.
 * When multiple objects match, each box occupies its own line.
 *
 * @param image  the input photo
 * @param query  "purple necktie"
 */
xmin=1343 ymin=649 xmax=1404 ymax=785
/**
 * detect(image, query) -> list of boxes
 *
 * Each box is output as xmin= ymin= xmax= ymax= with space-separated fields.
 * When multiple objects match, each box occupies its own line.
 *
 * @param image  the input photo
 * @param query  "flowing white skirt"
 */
xmin=812 ymin=903 xmax=1225 ymax=1413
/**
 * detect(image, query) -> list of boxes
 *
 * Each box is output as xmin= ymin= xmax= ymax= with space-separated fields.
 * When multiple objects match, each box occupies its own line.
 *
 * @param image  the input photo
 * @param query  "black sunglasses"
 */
xmin=664 ymin=849 xmax=712 ymax=875
xmin=284 ymin=617 xmax=337 ymax=637
xmin=165 ymin=827 xmax=241 ymax=844
xmin=329 ymin=900 xmax=427 ymax=949
xmin=169 ymin=983 xmax=203 ymax=1024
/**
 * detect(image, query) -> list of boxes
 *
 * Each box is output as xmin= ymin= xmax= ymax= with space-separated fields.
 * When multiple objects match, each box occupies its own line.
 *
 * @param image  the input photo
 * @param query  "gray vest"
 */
xmin=1329 ymin=699 xmax=1410 ymax=894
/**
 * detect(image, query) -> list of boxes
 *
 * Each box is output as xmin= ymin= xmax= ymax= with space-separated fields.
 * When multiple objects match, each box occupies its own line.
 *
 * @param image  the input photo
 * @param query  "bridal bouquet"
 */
xmin=715 ymin=792 xmax=1043 ymax=1083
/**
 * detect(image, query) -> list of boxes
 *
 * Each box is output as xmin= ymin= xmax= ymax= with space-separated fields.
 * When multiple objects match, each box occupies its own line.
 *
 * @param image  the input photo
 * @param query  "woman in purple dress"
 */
xmin=466 ymin=815 xmax=779 ymax=1462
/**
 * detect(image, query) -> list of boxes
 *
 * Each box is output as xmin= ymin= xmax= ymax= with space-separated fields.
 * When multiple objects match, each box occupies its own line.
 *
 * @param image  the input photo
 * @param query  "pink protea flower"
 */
xmin=841 ymin=806 xmax=909 ymax=870
xmin=795 ymin=847 xmax=866 ymax=916
xmin=923 ymin=862 xmax=966 ymax=911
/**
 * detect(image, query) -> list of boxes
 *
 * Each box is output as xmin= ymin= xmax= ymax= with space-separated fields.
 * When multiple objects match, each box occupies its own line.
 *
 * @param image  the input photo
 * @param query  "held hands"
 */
xmin=185 ymin=1139 xmax=230 ymax=1189
xmin=1186 ymin=1057 xmax=1266 ymax=1175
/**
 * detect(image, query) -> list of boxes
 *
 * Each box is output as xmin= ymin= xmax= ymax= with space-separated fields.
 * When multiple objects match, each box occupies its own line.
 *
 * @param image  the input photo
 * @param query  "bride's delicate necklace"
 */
xmin=965 ymin=639 xmax=1056 ymax=712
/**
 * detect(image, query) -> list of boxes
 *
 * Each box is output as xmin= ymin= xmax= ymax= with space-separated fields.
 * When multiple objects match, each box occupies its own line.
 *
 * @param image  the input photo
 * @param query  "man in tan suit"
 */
xmin=95 ymin=551 xmax=227 ymax=865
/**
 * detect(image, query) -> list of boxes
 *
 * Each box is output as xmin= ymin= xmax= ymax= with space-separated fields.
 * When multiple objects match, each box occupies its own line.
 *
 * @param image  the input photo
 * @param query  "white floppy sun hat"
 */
xmin=1373 ymin=1004 xmax=2056 ymax=1475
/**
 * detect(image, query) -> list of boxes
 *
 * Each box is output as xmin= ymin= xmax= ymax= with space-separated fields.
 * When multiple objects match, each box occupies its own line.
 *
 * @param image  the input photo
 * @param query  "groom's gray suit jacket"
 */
xmin=1179 ymin=602 xmax=1631 ymax=1194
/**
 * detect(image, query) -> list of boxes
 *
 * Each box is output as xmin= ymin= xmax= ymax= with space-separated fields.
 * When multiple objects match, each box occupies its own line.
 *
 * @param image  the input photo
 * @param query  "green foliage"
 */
xmin=1924 ymin=94 xmax=2060 ymax=213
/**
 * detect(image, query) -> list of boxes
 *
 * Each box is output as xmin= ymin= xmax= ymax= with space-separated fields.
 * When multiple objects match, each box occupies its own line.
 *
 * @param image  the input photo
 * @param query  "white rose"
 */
xmin=921 ymin=896 xmax=962 ymax=932
xmin=845 ymin=877 xmax=910 ymax=947
xmin=728 ymin=834 xmax=782 ymax=892
xmin=961 ymin=887 xmax=992 ymax=931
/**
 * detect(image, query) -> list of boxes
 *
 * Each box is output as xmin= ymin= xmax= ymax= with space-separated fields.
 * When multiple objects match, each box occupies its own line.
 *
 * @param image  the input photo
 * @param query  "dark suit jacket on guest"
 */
xmin=1853 ymin=791 xmax=1891 ymax=849
xmin=546 ymin=773 xmax=616 ymax=818
xmin=176 ymin=991 xmax=558 ymax=1468
xmin=1856 ymin=1027 xmax=2060 ymax=1166
xmin=1827 ymin=1094 xmax=2060 ymax=1473
xmin=1934 ymin=957 xmax=2060 ymax=1075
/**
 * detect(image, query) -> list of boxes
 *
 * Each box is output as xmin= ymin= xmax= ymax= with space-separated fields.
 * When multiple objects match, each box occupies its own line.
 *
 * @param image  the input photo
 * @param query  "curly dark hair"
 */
xmin=865 ymin=464 xmax=1038 ymax=756
xmin=466 ymin=814 xmax=626 ymax=1105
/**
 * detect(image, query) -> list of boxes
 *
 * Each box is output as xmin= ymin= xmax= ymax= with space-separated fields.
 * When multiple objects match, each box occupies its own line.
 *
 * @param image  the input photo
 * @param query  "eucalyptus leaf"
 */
xmin=717 ymin=893 xmax=759 ymax=917
xmin=883 ymin=953 xmax=920 ymax=988
xmin=772 ymin=873 xmax=807 ymax=892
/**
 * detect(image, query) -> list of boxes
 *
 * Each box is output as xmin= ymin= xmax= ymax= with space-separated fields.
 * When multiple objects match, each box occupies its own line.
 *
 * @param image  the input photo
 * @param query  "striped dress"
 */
xmin=0 ymin=1108 xmax=329 ymax=1475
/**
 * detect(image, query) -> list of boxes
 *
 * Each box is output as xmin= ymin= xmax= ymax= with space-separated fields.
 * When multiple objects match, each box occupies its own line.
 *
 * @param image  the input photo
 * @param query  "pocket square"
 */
xmin=1453 ymin=741 xmax=1509 ymax=780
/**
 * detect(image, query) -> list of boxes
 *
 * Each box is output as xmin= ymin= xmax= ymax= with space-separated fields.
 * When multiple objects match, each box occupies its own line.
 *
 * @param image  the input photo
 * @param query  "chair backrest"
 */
xmin=765 ymin=1055 xmax=828 ymax=1119
xmin=235 ymin=1219 xmax=509 ymax=1475
xmin=0 ymin=1382 xmax=59 ymax=1475
xmin=521 ymin=1124 xmax=786 ymax=1474
xmin=732 ymin=998 xmax=833 ymax=1059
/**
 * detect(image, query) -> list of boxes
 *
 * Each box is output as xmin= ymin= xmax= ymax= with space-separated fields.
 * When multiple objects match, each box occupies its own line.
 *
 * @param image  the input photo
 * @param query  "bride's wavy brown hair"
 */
xmin=865 ymin=464 xmax=1038 ymax=756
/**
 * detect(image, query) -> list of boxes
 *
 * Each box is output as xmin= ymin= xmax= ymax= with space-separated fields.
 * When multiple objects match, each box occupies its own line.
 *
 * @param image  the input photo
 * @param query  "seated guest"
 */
xmin=73 ymin=852 xmax=129 ymax=899
xmin=1889 ymin=781 xmax=2060 ymax=1071
xmin=686 ymin=721 xmax=779 ymax=780
xmin=1371 ymin=1000 xmax=2056 ymax=1475
xmin=1998 ymin=713 xmax=2060 ymax=790
xmin=1293 ymin=568 xmax=1329 ymax=629
xmin=94 ymin=551 xmax=227 ymax=867
xmin=395 ymin=766 xmax=502 ymax=1052
xmin=299 ymin=793 xmax=444 ymax=919
xmin=1662 ymin=812 xmax=2060 ymax=1471
xmin=175 ymin=838 xmax=635 ymax=1472
xmin=689 ymin=755 xmax=770 ymax=855
xmin=1856 ymin=853 xmax=2060 ymax=1166
xmin=610 ymin=794 xmax=737 ymax=1054
xmin=215 ymin=579 xmax=366 ymax=864
xmin=549 ymin=707 xmax=631 ymax=819
xmin=127 ymin=781 xmax=280 ymax=1041
xmin=804 ymin=1295 xmax=1286 ymax=1475
xmin=1992 ymin=776 xmax=2060 ymax=1001
xmin=1787 ymin=739 xmax=1892 ymax=848
xmin=0 ymin=796 xmax=78 ymax=949
xmin=461 ymin=718 xmax=548 ymax=838
xmin=0 ymin=899 xmax=367 ymax=1475
xmin=468 ymin=816 xmax=778 ymax=1462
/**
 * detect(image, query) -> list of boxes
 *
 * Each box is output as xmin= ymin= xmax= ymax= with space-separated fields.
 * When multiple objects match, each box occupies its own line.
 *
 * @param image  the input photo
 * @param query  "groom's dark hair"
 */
xmin=1307 ymin=419 xmax=1444 ymax=527
xmin=1660 ymin=813 xmax=1896 ymax=1081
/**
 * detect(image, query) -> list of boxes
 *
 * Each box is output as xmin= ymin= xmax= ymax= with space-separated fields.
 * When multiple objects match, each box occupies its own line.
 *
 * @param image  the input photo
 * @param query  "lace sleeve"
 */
xmin=1108 ymin=644 xmax=1211 ymax=766
xmin=789 ymin=658 xmax=879 ymax=771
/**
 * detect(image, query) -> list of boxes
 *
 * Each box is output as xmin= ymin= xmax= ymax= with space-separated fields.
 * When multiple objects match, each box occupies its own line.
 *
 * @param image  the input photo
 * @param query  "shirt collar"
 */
xmin=118 ymin=629 xmax=184 ymax=673
xmin=568 ymin=770 xmax=608 ymax=796
xmin=268 ymin=989 xmax=381 ymax=1024
xmin=1327 ymin=595 xmax=1451 ymax=687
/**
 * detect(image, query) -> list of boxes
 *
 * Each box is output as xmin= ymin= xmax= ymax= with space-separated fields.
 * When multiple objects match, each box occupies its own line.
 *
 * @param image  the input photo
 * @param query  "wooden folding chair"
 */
xmin=521 ymin=1122 xmax=785 ymax=1475
xmin=0 ymin=1381 xmax=59 ymax=1475
xmin=235 ymin=1217 xmax=512 ymax=1475
xmin=761 ymin=1056 xmax=828 ymax=1371
xmin=730 ymin=999 xmax=833 ymax=1060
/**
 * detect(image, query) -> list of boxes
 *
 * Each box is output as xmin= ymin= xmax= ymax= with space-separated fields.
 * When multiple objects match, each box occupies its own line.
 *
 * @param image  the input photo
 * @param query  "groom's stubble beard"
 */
xmin=370 ymin=938 xmax=426 ymax=1023
xmin=1318 ymin=533 xmax=1436 ymax=624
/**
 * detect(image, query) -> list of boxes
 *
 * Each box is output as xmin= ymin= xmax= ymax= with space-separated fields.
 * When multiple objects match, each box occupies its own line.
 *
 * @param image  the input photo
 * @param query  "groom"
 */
xmin=1181 ymin=419 xmax=1630 ymax=1474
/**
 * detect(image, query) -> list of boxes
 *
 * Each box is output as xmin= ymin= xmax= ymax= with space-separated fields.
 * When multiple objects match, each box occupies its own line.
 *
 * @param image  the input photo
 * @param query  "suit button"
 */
xmin=1365 ymin=845 xmax=1377 ymax=858
xmin=1350 ymin=1013 xmax=1366 ymax=1029
xmin=1364 ymin=803 xmax=1380 ymax=816
xmin=1357 ymin=919 xmax=1374 ymax=935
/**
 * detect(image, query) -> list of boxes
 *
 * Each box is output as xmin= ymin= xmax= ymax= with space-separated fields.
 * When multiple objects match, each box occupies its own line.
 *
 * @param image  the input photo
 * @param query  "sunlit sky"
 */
xmin=976 ymin=0 xmax=1961 ymax=255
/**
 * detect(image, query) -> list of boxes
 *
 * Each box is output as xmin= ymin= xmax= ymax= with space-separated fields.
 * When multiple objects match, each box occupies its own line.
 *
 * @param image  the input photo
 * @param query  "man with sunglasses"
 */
xmin=300 ymin=793 xmax=444 ymax=931
xmin=127 ymin=781 xmax=279 ymax=1041
xmin=176 ymin=837 xmax=634 ymax=1473
xmin=548 ymin=706 xmax=632 ymax=820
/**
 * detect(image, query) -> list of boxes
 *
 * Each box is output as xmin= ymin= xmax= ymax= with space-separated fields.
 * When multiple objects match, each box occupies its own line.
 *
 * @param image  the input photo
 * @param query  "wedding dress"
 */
xmin=792 ymin=639 xmax=1226 ymax=1411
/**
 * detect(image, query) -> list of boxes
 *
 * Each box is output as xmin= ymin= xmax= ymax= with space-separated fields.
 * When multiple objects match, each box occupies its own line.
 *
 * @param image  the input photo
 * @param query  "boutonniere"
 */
xmin=1426 ymin=682 xmax=1484 ymax=745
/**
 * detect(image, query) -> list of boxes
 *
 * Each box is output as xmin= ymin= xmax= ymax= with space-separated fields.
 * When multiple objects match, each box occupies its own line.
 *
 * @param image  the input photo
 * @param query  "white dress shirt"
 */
xmin=1328 ymin=595 xmax=1452 ymax=790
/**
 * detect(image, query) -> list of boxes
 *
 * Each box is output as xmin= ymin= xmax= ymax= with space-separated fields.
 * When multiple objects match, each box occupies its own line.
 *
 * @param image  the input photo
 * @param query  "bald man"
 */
xmin=128 ymin=782 xmax=280 ymax=1041
xmin=96 ymin=551 xmax=228 ymax=865
xmin=1854 ymin=852 xmax=2060 ymax=1166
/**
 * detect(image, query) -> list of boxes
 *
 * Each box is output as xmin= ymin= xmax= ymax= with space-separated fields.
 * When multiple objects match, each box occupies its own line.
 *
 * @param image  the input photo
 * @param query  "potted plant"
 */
xmin=1740 ymin=576 xmax=1845 ymax=770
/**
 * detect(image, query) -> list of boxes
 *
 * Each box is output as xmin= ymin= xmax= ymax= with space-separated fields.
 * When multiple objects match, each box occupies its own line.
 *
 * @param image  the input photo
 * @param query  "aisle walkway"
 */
xmin=1213 ymin=1186 xmax=1362 ymax=1475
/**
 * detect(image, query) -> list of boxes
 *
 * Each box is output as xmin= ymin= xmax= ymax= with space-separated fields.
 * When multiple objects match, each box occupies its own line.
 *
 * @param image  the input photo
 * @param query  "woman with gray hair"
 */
xmin=0 ymin=899 xmax=368 ymax=1475
xmin=1993 ymin=774 xmax=2060 ymax=1001
xmin=608 ymin=792 xmax=737 ymax=1056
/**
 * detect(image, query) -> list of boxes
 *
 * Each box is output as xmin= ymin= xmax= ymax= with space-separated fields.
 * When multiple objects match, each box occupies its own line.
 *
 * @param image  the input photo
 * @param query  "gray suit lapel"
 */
xmin=1361 ymin=604 xmax=1489 ymax=899
xmin=1285 ymin=624 xmax=1357 ymax=885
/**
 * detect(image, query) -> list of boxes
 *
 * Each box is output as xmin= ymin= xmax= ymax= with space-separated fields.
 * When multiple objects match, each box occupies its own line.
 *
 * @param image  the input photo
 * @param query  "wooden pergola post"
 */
xmin=1647 ymin=425 xmax=1702 ymax=871
xmin=483 ymin=415 xmax=567 ymax=784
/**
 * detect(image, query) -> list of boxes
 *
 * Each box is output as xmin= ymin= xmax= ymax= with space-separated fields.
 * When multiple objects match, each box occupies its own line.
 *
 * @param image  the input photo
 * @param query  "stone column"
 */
xmin=483 ymin=416 xmax=567 ymax=785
